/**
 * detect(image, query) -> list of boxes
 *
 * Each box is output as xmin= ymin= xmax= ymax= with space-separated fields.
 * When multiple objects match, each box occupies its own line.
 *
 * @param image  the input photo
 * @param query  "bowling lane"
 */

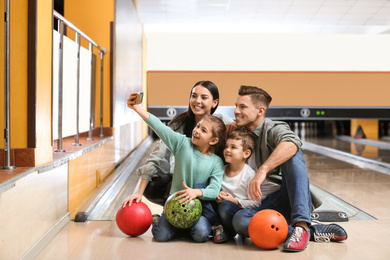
xmin=303 ymin=144 xmax=390 ymax=220
xmin=303 ymin=137 xmax=390 ymax=164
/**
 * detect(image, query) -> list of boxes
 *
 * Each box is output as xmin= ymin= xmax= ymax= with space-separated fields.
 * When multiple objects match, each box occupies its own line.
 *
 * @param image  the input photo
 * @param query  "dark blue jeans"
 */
xmin=196 ymin=183 xmax=242 ymax=238
xmin=152 ymin=183 xmax=213 ymax=243
xmin=151 ymin=212 xmax=211 ymax=242
xmin=217 ymin=200 xmax=242 ymax=237
xmin=231 ymin=150 xmax=312 ymax=237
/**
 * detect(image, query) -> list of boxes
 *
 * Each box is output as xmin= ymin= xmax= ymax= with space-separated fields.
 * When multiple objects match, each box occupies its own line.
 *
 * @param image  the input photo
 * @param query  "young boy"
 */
xmin=203 ymin=129 xmax=261 ymax=243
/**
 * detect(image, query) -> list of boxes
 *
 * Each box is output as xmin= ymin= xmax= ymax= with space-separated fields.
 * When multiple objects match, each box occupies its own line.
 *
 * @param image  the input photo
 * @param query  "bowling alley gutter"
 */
xmin=302 ymin=141 xmax=390 ymax=176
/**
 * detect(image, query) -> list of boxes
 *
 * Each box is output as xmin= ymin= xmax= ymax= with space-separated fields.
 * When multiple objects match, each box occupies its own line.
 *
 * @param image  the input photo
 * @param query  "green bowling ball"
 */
xmin=164 ymin=194 xmax=202 ymax=229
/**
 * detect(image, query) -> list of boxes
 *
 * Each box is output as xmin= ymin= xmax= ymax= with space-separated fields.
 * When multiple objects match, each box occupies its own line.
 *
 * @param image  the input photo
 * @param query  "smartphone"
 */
xmin=134 ymin=92 xmax=144 ymax=104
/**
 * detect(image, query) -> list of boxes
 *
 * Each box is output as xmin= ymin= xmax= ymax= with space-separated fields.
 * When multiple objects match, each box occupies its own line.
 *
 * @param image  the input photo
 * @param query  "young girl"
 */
xmin=123 ymin=92 xmax=226 ymax=243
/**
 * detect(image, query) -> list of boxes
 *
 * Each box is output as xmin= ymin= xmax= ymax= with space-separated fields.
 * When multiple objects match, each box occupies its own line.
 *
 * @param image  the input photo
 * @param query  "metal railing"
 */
xmin=2 ymin=0 xmax=14 ymax=169
xmin=53 ymin=11 xmax=106 ymax=152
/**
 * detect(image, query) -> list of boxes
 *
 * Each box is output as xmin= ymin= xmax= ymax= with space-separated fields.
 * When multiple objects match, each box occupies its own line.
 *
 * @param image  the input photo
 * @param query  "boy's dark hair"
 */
xmin=238 ymin=85 xmax=272 ymax=110
xmin=202 ymin=115 xmax=226 ymax=158
xmin=226 ymin=129 xmax=255 ymax=155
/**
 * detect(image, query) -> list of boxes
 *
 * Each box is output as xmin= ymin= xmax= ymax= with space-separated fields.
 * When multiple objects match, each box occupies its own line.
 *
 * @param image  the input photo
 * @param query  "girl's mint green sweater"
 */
xmin=145 ymin=114 xmax=224 ymax=200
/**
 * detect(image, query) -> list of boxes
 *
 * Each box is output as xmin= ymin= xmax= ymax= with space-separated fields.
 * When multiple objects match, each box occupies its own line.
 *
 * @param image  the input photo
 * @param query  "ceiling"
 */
xmin=135 ymin=0 xmax=390 ymax=34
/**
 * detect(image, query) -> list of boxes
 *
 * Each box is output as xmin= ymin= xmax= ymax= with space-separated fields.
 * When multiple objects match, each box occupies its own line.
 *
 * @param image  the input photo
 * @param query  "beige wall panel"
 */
xmin=0 ymin=165 xmax=68 ymax=259
xmin=68 ymin=140 xmax=115 ymax=213
xmin=147 ymin=71 xmax=390 ymax=107
xmin=35 ymin=0 xmax=53 ymax=164
xmin=115 ymin=121 xmax=144 ymax=164
xmin=99 ymin=140 xmax=116 ymax=182
xmin=145 ymin=32 xmax=390 ymax=71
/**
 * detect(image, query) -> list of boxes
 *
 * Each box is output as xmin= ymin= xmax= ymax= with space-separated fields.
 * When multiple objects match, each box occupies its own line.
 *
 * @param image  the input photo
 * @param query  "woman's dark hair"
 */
xmin=168 ymin=80 xmax=220 ymax=137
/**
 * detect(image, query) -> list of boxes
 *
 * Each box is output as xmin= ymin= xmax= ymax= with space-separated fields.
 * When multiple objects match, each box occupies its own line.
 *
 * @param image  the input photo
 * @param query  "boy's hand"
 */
xmin=175 ymin=182 xmax=202 ymax=204
xmin=217 ymin=192 xmax=235 ymax=203
xmin=216 ymin=191 xmax=228 ymax=203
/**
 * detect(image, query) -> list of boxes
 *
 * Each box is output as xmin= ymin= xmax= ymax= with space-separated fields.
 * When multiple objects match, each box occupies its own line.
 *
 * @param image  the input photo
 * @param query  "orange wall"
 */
xmin=10 ymin=1 xmax=28 ymax=148
xmin=0 ymin=0 xmax=53 ymax=164
xmin=0 ymin=0 xmax=29 ymax=148
xmin=147 ymin=71 xmax=390 ymax=107
xmin=0 ymin=0 xmax=53 ymax=163
xmin=64 ymin=0 xmax=114 ymax=128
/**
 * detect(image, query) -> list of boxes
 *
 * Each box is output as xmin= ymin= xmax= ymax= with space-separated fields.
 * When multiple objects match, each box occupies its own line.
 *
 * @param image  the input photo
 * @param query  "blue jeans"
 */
xmin=152 ymin=183 xmax=212 ymax=243
xmin=199 ymin=194 xmax=242 ymax=238
xmin=194 ymin=183 xmax=222 ymax=227
xmin=232 ymin=150 xmax=312 ymax=237
xmin=152 ymin=212 xmax=211 ymax=242
xmin=218 ymin=200 xmax=242 ymax=237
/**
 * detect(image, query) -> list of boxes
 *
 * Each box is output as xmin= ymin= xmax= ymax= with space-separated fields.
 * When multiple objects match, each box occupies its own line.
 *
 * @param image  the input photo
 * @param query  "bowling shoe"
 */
xmin=152 ymin=214 xmax=160 ymax=226
xmin=212 ymin=225 xmax=229 ymax=243
xmin=283 ymin=226 xmax=310 ymax=252
xmin=309 ymin=223 xmax=347 ymax=242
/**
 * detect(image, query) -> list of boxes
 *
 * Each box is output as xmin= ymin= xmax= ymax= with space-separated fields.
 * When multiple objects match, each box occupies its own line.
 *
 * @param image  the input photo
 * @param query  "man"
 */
xmin=228 ymin=85 xmax=347 ymax=252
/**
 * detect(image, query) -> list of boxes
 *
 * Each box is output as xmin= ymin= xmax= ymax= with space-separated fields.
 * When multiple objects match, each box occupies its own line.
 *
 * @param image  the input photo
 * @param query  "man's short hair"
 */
xmin=238 ymin=85 xmax=272 ymax=109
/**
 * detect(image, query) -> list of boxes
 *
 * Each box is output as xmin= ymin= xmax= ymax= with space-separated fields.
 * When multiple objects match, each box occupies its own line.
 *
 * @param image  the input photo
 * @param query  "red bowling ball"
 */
xmin=116 ymin=201 xmax=152 ymax=237
xmin=248 ymin=209 xmax=288 ymax=249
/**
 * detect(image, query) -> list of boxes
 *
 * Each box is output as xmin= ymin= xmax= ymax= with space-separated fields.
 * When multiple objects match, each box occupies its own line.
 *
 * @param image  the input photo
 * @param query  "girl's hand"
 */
xmin=126 ymin=93 xmax=149 ymax=120
xmin=121 ymin=193 xmax=142 ymax=208
xmin=175 ymin=182 xmax=202 ymax=204
xmin=127 ymin=93 xmax=139 ymax=109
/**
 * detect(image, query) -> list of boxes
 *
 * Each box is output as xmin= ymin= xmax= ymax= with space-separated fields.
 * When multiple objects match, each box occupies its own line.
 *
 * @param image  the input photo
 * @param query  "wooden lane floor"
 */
xmin=37 ymin=137 xmax=390 ymax=259
xmin=36 ymin=215 xmax=390 ymax=259
xmin=303 ymin=139 xmax=390 ymax=220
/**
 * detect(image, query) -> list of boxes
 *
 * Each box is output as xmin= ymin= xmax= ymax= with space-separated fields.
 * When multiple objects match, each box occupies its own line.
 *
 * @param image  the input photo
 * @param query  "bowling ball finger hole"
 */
xmin=184 ymin=209 xmax=187 ymax=213
xmin=271 ymin=225 xmax=275 ymax=229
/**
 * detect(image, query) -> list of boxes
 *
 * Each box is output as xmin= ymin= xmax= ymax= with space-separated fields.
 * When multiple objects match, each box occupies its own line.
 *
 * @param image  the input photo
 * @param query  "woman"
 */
xmin=124 ymin=80 xmax=233 ymax=206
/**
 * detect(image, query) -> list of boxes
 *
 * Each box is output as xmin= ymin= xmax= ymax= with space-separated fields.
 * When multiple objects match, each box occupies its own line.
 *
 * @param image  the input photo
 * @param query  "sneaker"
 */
xmin=283 ymin=226 xmax=310 ymax=252
xmin=152 ymin=214 xmax=160 ymax=226
xmin=310 ymin=223 xmax=347 ymax=242
xmin=212 ymin=225 xmax=229 ymax=243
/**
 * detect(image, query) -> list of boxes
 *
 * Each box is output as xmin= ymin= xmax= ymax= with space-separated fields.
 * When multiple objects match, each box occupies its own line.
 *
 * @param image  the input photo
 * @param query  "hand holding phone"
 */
xmin=134 ymin=92 xmax=144 ymax=104
xmin=127 ymin=92 xmax=149 ymax=120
